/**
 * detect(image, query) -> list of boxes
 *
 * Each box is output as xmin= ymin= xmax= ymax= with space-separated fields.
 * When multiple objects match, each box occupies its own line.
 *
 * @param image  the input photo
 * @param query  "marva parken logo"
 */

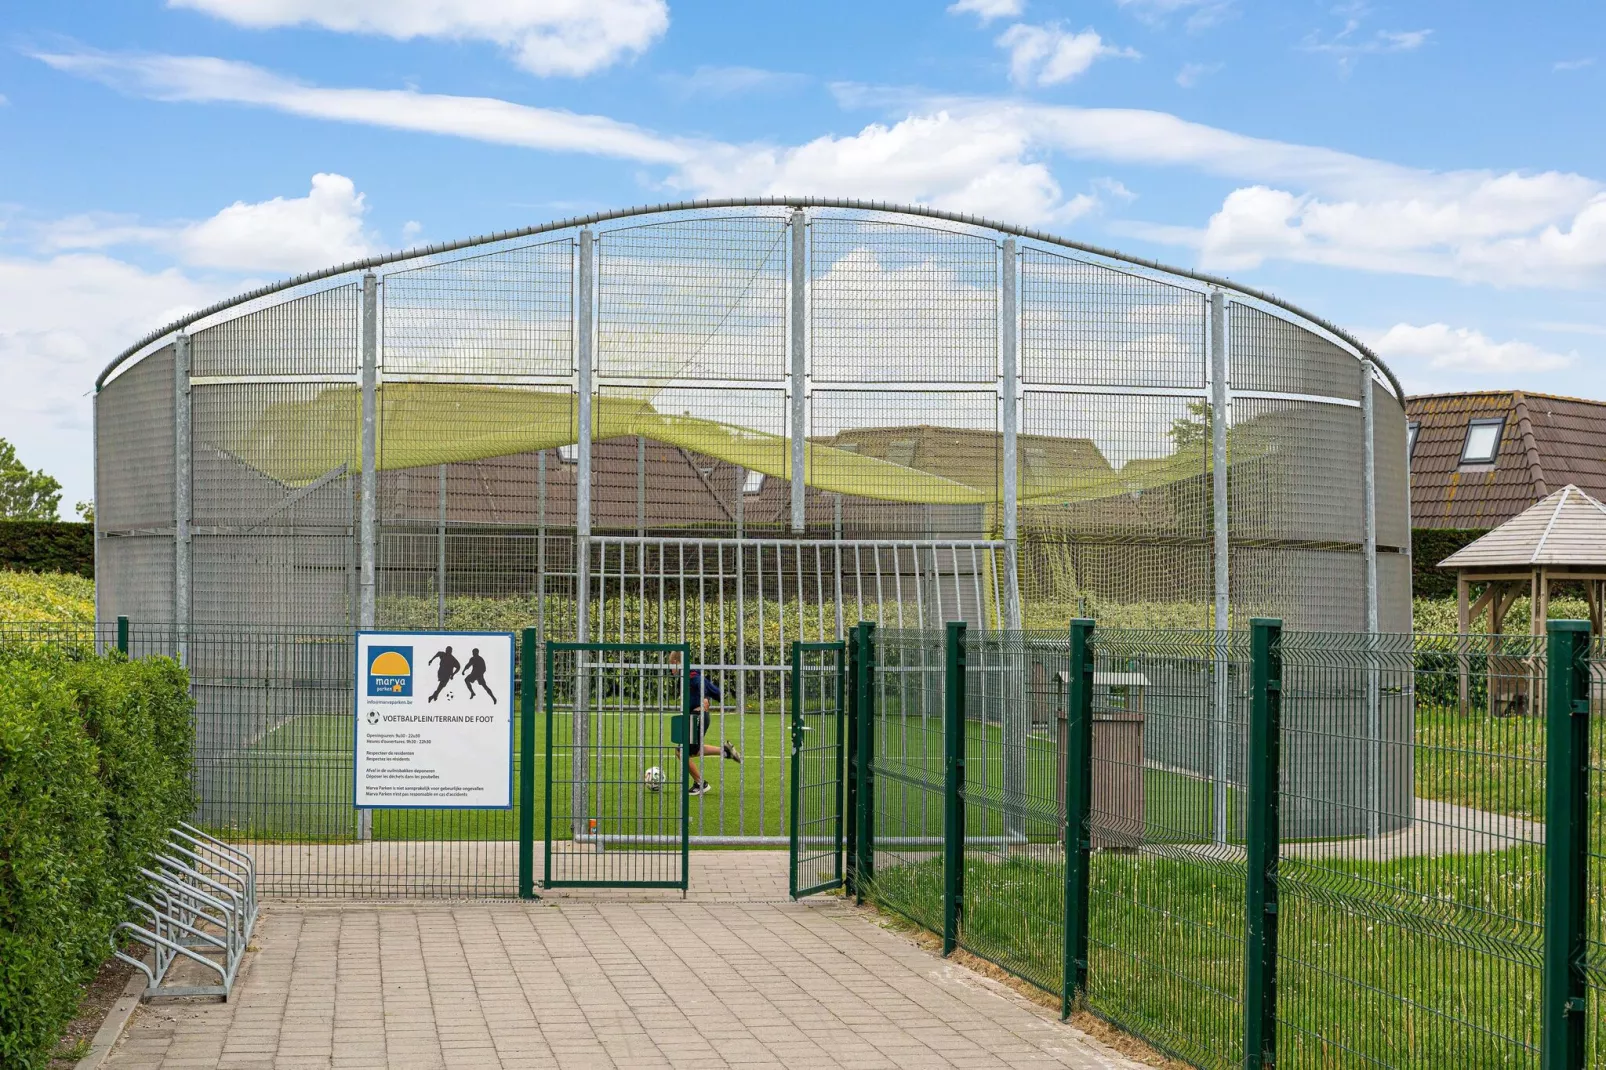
xmin=366 ymin=646 xmax=413 ymax=697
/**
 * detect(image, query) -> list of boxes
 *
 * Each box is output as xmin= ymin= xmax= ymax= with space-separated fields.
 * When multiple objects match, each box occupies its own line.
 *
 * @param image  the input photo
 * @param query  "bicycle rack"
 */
xmin=112 ymin=823 xmax=257 ymax=1001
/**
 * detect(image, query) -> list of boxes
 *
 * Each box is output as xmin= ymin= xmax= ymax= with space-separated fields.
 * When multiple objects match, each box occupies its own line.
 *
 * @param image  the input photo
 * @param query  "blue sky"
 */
xmin=2 ymin=0 xmax=1603 ymax=512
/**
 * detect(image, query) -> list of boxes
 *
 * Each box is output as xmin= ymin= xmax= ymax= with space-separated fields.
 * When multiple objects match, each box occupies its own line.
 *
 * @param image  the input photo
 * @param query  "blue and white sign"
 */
xmin=354 ymin=631 xmax=514 ymax=809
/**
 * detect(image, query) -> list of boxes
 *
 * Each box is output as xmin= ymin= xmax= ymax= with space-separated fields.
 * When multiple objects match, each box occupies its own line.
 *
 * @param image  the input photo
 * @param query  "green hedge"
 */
xmin=0 ymin=647 xmax=193 ymax=1069
xmin=1412 ymin=527 xmax=1488 ymax=599
xmin=0 ymin=522 xmax=94 ymax=578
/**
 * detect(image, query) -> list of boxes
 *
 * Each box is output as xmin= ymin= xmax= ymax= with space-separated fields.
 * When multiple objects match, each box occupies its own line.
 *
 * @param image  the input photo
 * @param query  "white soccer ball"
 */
xmin=643 ymin=766 xmax=665 ymax=793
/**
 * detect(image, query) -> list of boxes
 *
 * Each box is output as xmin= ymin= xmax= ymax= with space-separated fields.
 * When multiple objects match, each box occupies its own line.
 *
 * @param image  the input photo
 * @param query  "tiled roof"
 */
xmin=1406 ymin=390 xmax=1606 ymax=528
xmin=1440 ymin=485 xmax=1606 ymax=568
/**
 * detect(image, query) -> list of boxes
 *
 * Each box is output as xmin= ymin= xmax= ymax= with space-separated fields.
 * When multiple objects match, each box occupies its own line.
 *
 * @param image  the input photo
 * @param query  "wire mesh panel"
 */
xmin=810 ymin=217 xmax=998 ymax=385
xmin=184 ymin=624 xmax=531 ymax=897
xmin=1275 ymin=632 xmax=1547 ymax=1067
xmin=866 ymin=628 xmax=947 ymax=932
xmin=587 ymin=537 xmax=1010 ymax=842
xmin=1083 ymin=628 xmax=1250 ymax=1069
xmin=543 ymin=642 xmax=688 ymax=888
xmin=790 ymin=641 xmax=846 ymax=898
xmin=599 ymin=215 xmax=788 ymax=383
xmin=1229 ymin=303 xmax=1361 ymax=401
xmin=191 ymin=284 xmax=360 ymax=378
xmin=97 ymin=345 xmax=177 ymax=624
xmin=191 ymin=378 xmax=356 ymax=630
xmin=957 ymin=630 xmax=1067 ymax=994
xmin=383 ymin=239 xmax=574 ymax=378
xmin=1020 ymin=247 xmax=1206 ymax=389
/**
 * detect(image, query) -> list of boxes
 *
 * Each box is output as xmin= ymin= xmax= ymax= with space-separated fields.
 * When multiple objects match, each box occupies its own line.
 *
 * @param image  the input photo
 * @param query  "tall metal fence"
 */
xmin=859 ymin=621 xmax=1606 ymax=1070
xmin=94 ymin=199 xmax=1412 ymax=665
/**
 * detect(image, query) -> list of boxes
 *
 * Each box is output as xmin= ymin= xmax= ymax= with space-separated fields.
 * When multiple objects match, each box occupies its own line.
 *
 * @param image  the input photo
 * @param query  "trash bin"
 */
xmin=1059 ymin=672 xmax=1147 ymax=850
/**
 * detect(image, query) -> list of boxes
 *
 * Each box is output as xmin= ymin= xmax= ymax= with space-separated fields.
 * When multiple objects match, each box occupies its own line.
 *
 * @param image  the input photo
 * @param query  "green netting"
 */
xmin=225 ymin=382 xmax=1237 ymax=508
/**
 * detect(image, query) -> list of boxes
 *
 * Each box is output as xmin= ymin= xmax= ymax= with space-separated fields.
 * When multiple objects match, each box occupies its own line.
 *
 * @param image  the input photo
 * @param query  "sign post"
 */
xmin=355 ymin=631 xmax=515 ymax=811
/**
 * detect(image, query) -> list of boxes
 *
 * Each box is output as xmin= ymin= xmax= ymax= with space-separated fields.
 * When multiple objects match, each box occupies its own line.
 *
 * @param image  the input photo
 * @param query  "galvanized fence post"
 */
xmin=943 ymin=620 xmax=967 ymax=956
xmin=1062 ymin=618 xmax=1095 ymax=1019
xmin=1245 ymin=618 xmax=1282 ymax=1070
xmin=855 ymin=621 xmax=877 ymax=903
xmin=116 ymin=615 xmax=129 ymax=656
xmin=518 ymin=628 xmax=539 ymax=900
xmin=1543 ymin=619 xmax=1590 ymax=1070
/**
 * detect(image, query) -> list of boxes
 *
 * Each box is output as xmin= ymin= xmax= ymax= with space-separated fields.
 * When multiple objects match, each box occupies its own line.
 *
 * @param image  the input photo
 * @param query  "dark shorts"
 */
xmin=693 ymin=709 xmax=710 ymax=747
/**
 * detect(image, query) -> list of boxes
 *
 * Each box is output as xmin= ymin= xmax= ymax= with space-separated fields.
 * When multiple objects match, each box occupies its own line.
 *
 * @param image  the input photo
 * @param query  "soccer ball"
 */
xmin=643 ymin=766 xmax=665 ymax=793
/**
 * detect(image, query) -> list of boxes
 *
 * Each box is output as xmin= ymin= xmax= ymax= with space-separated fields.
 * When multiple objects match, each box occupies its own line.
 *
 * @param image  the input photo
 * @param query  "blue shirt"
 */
xmin=688 ymin=669 xmax=722 ymax=702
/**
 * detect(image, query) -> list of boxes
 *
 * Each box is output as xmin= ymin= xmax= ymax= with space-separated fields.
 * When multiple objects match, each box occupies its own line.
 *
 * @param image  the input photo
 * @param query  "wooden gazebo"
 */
xmin=1444 ymin=484 xmax=1606 ymax=715
xmin=1445 ymin=484 xmax=1606 ymax=636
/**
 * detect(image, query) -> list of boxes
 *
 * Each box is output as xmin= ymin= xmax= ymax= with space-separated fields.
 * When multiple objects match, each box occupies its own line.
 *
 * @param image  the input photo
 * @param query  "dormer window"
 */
xmin=1406 ymin=422 xmax=1419 ymax=459
xmin=742 ymin=470 xmax=765 ymax=495
xmin=1459 ymin=418 xmax=1504 ymax=465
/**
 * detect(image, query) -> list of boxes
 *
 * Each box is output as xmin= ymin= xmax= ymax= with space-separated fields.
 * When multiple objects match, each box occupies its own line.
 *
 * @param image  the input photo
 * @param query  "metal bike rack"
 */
xmin=112 ymin=823 xmax=257 ymax=1001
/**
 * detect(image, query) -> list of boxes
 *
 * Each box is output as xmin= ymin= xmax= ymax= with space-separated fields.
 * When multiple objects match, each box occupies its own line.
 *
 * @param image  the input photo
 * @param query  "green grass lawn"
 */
xmin=201 ymin=703 xmax=1240 ymax=852
xmin=871 ymin=846 xmax=1549 ymax=1069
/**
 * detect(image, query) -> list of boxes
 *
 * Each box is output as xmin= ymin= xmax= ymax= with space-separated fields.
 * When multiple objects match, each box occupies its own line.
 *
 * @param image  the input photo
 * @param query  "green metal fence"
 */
xmin=852 ymin=619 xmax=1605 ymax=1070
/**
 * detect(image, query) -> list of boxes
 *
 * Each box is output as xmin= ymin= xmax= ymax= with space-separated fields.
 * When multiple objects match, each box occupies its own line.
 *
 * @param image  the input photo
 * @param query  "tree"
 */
xmin=0 ymin=438 xmax=63 ymax=520
xmin=76 ymin=500 xmax=95 ymax=524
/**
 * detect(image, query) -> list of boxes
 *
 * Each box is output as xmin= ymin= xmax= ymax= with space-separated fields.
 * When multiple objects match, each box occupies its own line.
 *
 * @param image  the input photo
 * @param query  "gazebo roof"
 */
xmin=1440 ymin=484 xmax=1606 ymax=569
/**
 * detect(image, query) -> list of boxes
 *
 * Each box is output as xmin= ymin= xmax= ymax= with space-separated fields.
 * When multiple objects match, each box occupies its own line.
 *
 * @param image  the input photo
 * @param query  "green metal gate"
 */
xmin=788 ymin=640 xmax=847 ymax=897
xmin=542 ymin=642 xmax=691 ymax=889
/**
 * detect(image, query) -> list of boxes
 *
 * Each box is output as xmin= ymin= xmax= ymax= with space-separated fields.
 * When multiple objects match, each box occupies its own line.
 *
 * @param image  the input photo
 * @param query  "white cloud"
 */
xmin=1370 ymin=323 xmax=1575 ymax=375
xmin=996 ymin=24 xmax=1139 ymax=86
xmin=1555 ymin=58 xmax=1596 ymax=72
xmin=676 ymin=110 xmax=1097 ymax=224
xmin=1302 ymin=8 xmax=1430 ymax=71
xmin=1175 ymin=61 xmax=1221 ymax=87
xmin=37 ymin=173 xmax=378 ymax=274
xmin=947 ymin=0 xmax=1024 ymax=23
xmin=663 ymin=66 xmax=807 ymax=99
xmin=1116 ymin=0 xmax=1235 ymax=31
xmin=167 ymin=0 xmax=669 ymax=77
xmin=0 ymin=253 xmax=225 ymax=510
xmin=38 ymin=51 xmax=692 ymax=163
xmin=1194 ymin=182 xmax=1606 ymax=287
xmin=38 ymin=50 xmax=1606 ymax=284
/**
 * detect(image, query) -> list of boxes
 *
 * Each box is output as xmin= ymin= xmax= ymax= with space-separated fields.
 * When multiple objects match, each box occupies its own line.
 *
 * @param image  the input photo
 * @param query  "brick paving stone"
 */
xmin=106 ymin=851 xmax=1146 ymax=1070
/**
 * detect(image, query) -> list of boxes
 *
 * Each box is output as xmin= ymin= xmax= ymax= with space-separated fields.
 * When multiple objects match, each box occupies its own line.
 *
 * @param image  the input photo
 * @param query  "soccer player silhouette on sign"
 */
xmin=428 ymin=646 xmax=460 ymax=702
xmin=463 ymin=648 xmax=497 ymax=704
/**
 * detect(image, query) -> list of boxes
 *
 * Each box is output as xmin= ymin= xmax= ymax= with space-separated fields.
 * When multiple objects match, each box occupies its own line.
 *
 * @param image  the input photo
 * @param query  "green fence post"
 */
xmin=1543 ymin=619 xmax=1590 ymax=1070
xmin=789 ymin=640 xmax=803 ymax=900
xmin=518 ymin=628 xmax=539 ymax=900
xmin=855 ymin=620 xmax=877 ymax=904
xmin=116 ymin=615 xmax=129 ymax=656
xmin=943 ymin=620 xmax=967 ymax=955
xmin=1245 ymin=617 xmax=1282 ymax=1070
xmin=845 ymin=624 xmax=861 ymax=899
xmin=1062 ymin=618 xmax=1095 ymax=1019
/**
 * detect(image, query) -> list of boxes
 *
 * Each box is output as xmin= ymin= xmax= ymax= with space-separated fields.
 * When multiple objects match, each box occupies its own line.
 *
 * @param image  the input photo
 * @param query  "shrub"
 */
xmin=0 ymin=571 xmax=95 ymax=623
xmin=0 ymin=649 xmax=193 ymax=1069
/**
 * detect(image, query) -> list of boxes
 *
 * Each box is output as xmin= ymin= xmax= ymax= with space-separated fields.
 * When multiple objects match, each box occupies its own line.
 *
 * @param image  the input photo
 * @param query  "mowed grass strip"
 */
xmin=871 ymin=846 xmax=1550 ymax=1070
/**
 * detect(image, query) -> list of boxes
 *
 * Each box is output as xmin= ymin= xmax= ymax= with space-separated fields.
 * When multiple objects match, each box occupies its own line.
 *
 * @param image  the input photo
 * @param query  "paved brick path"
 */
xmin=106 ymin=853 xmax=1144 ymax=1069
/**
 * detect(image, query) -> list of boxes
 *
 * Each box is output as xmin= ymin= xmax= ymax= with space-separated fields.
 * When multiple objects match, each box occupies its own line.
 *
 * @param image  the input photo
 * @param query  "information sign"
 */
xmin=354 ymin=631 xmax=514 ymax=809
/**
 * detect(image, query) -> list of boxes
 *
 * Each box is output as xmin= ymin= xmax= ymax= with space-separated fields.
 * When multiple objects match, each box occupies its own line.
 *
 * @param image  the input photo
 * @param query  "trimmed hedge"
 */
xmin=0 ymin=522 xmax=94 ymax=579
xmin=0 ymin=647 xmax=193 ymax=1069
xmin=1412 ymin=526 xmax=1488 ymax=599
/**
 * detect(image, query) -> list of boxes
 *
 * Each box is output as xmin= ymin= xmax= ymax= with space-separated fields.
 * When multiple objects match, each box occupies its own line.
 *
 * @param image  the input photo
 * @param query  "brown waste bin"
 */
xmin=1058 ymin=672 xmax=1147 ymax=850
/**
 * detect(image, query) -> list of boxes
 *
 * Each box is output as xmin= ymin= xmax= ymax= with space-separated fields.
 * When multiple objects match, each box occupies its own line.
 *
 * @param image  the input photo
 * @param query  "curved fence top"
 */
xmin=96 ymin=197 xmax=1401 ymax=399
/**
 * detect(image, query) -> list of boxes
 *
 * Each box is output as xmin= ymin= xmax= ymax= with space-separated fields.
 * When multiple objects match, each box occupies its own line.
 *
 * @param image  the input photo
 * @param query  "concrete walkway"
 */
xmin=105 ymin=854 xmax=1146 ymax=1070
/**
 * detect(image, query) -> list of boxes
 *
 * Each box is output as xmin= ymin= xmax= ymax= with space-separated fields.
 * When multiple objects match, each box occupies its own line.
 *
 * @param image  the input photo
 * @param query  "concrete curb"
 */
xmin=74 ymin=965 xmax=146 ymax=1070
